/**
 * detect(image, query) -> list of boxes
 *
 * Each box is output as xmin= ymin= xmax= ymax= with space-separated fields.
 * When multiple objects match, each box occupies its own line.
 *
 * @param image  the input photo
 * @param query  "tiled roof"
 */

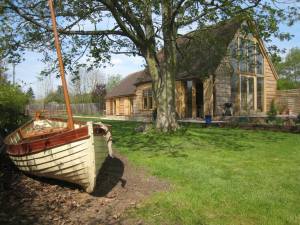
xmin=106 ymin=70 xmax=151 ymax=98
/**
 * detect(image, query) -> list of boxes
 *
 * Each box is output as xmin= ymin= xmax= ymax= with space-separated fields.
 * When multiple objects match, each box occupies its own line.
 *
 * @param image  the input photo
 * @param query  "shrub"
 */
xmin=267 ymin=99 xmax=277 ymax=122
xmin=0 ymin=82 xmax=29 ymax=136
xmin=277 ymin=79 xmax=300 ymax=90
xmin=297 ymin=114 xmax=300 ymax=124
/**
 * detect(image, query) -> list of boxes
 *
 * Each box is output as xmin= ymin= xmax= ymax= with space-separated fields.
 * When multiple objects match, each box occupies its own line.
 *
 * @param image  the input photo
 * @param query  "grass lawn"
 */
xmin=90 ymin=119 xmax=300 ymax=224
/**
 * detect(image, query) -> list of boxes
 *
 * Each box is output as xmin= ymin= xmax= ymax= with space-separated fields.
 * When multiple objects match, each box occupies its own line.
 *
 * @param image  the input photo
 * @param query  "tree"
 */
xmin=44 ymin=85 xmax=64 ymax=103
xmin=1 ymin=0 xmax=299 ymax=131
xmin=106 ymin=74 xmax=122 ymax=92
xmin=69 ymin=68 xmax=105 ymax=103
xmin=91 ymin=83 xmax=106 ymax=110
xmin=0 ymin=80 xmax=29 ymax=136
xmin=26 ymin=87 xmax=35 ymax=101
xmin=276 ymin=47 xmax=300 ymax=90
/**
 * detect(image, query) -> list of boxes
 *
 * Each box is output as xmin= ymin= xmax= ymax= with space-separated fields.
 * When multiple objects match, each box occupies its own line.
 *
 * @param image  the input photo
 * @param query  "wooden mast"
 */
xmin=48 ymin=0 xmax=74 ymax=129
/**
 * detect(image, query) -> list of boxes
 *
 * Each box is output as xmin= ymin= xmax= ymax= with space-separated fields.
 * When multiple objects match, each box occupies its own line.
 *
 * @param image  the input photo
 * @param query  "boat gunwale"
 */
xmin=4 ymin=117 xmax=87 ymax=145
xmin=5 ymin=125 xmax=90 ymax=157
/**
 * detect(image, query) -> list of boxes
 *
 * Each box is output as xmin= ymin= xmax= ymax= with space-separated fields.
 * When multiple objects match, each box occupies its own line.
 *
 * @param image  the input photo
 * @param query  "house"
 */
xmin=105 ymin=18 xmax=278 ymax=119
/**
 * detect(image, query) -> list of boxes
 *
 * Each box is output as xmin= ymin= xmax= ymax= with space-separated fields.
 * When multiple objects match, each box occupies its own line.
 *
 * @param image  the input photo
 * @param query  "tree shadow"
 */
xmin=91 ymin=156 xmax=126 ymax=197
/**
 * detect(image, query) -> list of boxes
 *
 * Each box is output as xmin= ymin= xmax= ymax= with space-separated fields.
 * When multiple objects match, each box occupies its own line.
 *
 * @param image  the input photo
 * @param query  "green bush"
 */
xmin=277 ymin=79 xmax=300 ymax=90
xmin=267 ymin=99 xmax=277 ymax=122
xmin=0 ymin=82 xmax=29 ymax=136
xmin=297 ymin=114 xmax=300 ymax=124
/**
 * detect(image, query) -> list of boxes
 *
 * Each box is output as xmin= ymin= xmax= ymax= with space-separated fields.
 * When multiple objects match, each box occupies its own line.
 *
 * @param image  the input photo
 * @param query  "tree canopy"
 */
xmin=1 ymin=0 xmax=300 ymax=130
xmin=276 ymin=47 xmax=300 ymax=90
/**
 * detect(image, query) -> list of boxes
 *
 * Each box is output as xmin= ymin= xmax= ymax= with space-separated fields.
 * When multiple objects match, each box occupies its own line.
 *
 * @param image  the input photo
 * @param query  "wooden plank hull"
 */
xmin=4 ymin=120 xmax=112 ymax=193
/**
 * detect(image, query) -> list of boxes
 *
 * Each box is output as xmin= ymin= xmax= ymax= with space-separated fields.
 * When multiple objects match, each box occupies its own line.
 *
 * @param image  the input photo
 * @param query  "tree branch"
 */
xmin=7 ymin=1 xmax=125 ymax=37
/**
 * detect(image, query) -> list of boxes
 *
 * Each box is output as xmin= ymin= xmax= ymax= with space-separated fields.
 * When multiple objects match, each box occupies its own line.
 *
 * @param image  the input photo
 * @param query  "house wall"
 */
xmin=105 ymin=99 xmax=112 ymax=115
xmin=264 ymin=55 xmax=277 ymax=112
xmin=105 ymin=96 xmax=132 ymax=116
xmin=134 ymin=83 xmax=153 ymax=117
xmin=214 ymin=61 xmax=232 ymax=115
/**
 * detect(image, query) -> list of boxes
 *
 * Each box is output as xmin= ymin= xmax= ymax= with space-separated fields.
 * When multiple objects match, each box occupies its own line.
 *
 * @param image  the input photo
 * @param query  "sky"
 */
xmin=6 ymin=19 xmax=300 ymax=98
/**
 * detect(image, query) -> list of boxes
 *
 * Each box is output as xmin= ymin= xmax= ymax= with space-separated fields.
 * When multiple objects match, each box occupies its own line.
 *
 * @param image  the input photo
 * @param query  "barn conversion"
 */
xmin=105 ymin=18 xmax=278 ymax=120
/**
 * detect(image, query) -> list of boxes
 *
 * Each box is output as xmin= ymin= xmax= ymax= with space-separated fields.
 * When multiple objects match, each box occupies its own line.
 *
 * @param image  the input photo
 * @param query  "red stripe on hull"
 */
xmin=6 ymin=126 xmax=89 ymax=157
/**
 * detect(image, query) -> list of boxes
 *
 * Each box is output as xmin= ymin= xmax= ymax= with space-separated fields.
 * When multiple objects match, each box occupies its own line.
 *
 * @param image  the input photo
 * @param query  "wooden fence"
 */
xmin=276 ymin=89 xmax=300 ymax=115
xmin=26 ymin=103 xmax=104 ymax=117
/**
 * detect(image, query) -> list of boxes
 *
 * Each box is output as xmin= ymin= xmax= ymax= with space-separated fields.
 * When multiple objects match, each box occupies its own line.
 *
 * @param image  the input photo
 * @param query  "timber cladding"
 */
xmin=276 ymin=89 xmax=300 ymax=115
xmin=264 ymin=55 xmax=277 ymax=112
xmin=134 ymin=83 xmax=153 ymax=117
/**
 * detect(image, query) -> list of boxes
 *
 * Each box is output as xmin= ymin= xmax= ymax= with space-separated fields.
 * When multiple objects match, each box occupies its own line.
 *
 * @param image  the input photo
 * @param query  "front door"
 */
xmin=196 ymin=81 xmax=204 ymax=117
xmin=186 ymin=80 xmax=193 ymax=118
xmin=185 ymin=80 xmax=204 ymax=118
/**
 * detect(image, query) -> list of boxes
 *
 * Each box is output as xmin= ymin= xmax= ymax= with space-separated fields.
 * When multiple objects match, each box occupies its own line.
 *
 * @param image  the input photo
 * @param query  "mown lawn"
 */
xmin=94 ymin=119 xmax=300 ymax=225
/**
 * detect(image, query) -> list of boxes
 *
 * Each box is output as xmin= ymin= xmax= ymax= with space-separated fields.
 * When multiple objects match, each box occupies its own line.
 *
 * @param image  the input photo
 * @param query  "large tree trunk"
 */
xmin=145 ymin=50 xmax=178 ymax=132
xmin=142 ymin=0 xmax=178 ymax=132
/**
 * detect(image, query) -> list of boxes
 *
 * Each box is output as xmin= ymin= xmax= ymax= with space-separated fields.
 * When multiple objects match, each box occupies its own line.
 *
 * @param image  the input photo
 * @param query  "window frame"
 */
xmin=142 ymin=88 xmax=153 ymax=110
xmin=230 ymin=34 xmax=265 ymax=113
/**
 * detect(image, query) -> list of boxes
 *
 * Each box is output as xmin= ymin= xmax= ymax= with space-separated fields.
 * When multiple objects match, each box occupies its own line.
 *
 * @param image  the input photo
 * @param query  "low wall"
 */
xmin=276 ymin=89 xmax=300 ymax=115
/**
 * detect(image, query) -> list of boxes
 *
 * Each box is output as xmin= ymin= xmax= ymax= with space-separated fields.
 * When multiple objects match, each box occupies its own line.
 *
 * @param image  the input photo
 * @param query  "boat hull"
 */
xmin=5 ymin=120 xmax=112 ymax=193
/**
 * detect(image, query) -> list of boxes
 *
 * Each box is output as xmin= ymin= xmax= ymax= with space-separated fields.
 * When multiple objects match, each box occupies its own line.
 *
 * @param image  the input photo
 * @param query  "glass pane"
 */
xmin=149 ymin=97 xmax=153 ymax=109
xmin=257 ymin=77 xmax=264 ymax=111
xmin=241 ymin=76 xmax=254 ymax=112
xmin=256 ymin=44 xmax=263 ymax=75
xmin=231 ymin=73 xmax=239 ymax=104
xmin=248 ymin=77 xmax=254 ymax=110
xmin=229 ymin=38 xmax=238 ymax=72
xmin=239 ymin=38 xmax=247 ymax=73
xmin=248 ymin=40 xmax=255 ymax=73
xmin=241 ymin=76 xmax=248 ymax=111
xmin=143 ymin=97 xmax=148 ymax=109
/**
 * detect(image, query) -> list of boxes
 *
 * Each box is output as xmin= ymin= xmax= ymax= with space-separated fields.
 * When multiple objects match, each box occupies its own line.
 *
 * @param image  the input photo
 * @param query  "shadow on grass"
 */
xmin=104 ymin=120 xmax=290 ymax=157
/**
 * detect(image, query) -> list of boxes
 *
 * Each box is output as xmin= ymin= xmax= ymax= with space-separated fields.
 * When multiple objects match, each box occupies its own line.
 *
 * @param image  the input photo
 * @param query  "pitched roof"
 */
xmin=106 ymin=70 xmax=150 ymax=98
xmin=107 ymin=18 xmax=243 ymax=98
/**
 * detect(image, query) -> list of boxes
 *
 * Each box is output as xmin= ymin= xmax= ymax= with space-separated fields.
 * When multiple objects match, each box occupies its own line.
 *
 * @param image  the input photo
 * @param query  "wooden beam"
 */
xmin=48 ymin=0 xmax=74 ymax=129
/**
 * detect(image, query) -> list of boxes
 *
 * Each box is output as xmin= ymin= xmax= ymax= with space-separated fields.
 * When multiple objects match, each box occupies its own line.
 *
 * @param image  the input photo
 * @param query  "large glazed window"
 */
xmin=238 ymin=38 xmax=257 ymax=74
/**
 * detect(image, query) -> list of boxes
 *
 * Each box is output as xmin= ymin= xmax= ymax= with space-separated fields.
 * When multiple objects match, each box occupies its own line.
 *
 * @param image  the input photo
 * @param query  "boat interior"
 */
xmin=6 ymin=118 xmax=84 ymax=145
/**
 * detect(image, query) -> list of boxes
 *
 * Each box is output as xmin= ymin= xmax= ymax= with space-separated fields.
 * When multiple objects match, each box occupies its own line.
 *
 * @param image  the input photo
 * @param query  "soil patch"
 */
xmin=0 ymin=151 xmax=168 ymax=225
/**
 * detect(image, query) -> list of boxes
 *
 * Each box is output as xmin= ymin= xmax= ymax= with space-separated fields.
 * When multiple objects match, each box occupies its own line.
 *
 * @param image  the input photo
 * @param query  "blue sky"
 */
xmin=6 ymin=20 xmax=300 ymax=98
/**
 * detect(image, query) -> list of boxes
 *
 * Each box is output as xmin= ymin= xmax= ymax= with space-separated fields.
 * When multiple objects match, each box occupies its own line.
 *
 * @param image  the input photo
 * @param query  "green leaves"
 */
xmin=0 ymin=80 xmax=29 ymax=136
xmin=276 ymin=47 xmax=300 ymax=89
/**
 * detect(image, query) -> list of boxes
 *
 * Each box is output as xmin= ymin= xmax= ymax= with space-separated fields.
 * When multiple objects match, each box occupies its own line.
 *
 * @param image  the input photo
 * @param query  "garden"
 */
xmin=93 ymin=119 xmax=300 ymax=225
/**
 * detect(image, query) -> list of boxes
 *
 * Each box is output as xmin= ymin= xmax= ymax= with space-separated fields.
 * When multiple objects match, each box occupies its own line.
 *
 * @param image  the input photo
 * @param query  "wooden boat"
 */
xmin=3 ymin=0 xmax=114 ymax=193
xmin=4 ymin=117 xmax=113 ymax=193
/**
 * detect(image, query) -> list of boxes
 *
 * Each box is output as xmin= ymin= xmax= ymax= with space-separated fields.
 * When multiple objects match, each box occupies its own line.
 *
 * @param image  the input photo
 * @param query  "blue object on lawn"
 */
xmin=205 ymin=115 xmax=212 ymax=124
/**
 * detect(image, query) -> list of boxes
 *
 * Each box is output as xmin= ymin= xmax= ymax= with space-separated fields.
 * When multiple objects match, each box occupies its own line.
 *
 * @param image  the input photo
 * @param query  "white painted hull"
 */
xmin=8 ymin=122 xmax=110 ymax=193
